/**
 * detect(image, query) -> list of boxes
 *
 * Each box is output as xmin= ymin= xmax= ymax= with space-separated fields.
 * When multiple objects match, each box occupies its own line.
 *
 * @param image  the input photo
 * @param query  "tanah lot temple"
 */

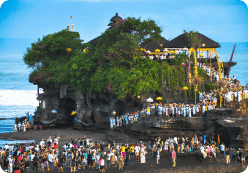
xmin=33 ymin=13 xmax=248 ymax=150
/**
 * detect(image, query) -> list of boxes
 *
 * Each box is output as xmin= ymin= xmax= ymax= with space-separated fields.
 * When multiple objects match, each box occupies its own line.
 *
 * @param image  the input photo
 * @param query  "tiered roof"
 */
xmin=88 ymin=13 xmax=123 ymax=47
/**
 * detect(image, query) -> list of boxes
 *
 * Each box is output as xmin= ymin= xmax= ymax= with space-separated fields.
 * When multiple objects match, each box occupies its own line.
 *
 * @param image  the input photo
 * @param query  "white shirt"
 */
xmin=40 ymin=140 xmax=45 ymax=146
xmin=48 ymin=154 xmax=54 ymax=162
xmin=135 ymin=146 xmax=140 ymax=153
xmin=54 ymin=138 xmax=59 ymax=144
xmin=101 ymin=159 xmax=105 ymax=166
xmin=173 ymin=137 xmax=177 ymax=144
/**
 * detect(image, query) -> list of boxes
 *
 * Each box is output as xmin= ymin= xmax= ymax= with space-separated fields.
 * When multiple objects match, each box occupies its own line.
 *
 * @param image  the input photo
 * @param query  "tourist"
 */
xmin=164 ymin=139 xmax=169 ymax=152
xmin=82 ymin=155 xmax=86 ymax=169
xmin=173 ymin=136 xmax=178 ymax=152
xmin=180 ymin=136 xmax=185 ymax=153
xmin=87 ymin=151 xmax=93 ymax=169
xmin=156 ymin=147 xmax=160 ymax=164
xmin=14 ymin=123 xmax=18 ymax=132
xmin=48 ymin=151 xmax=54 ymax=171
xmin=18 ymin=122 xmax=21 ymax=132
xmin=140 ymin=147 xmax=146 ymax=163
xmin=135 ymin=144 xmax=140 ymax=161
xmin=58 ymin=155 xmax=64 ymax=172
xmin=118 ymin=155 xmax=123 ymax=170
xmin=125 ymin=149 xmax=130 ymax=167
xmin=71 ymin=152 xmax=76 ymax=172
xmin=200 ymin=145 xmax=207 ymax=159
xmin=231 ymin=148 xmax=236 ymax=162
xmin=43 ymin=154 xmax=48 ymax=173
xmin=168 ymin=137 xmax=174 ymax=152
xmin=241 ymin=149 xmax=246 ymax=164
xmin=220 ymin=143 xmax=225 ymax=154
xmin=100 ymin=156 xmax=105 ymax=172
xmin=226 ymin=148 xmax=231 ymax=165
xmin=8 ymin=155 xmax=13 ymax=173
xmin=185 ymin=137 xmax=189 ymax=152
xmin=172 ymin=149 xmax=176 ymax=167
xmin=33 ymin=154 xmax=38 ymax=170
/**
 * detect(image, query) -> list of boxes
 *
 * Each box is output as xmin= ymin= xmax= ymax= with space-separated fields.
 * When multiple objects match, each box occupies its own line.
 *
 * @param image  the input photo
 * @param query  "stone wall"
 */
xmin=215 ymin=117 xmax=248 ymax=150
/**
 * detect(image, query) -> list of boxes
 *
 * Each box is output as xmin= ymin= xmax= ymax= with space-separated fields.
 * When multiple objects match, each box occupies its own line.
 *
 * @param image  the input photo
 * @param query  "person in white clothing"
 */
xmin=5 ymin=143 xmax=9 ymax=150
xmin=8 ymin=155 xmax=13 ymax=173
xmin=54 ymin=137 xmax=59 ymax=144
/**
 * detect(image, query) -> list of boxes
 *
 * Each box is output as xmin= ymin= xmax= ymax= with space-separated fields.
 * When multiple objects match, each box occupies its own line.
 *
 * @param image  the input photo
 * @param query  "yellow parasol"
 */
xmin=155 ymin=49 xmax=161 ymax=54
xmin=183 ymin=86 xmax=189 ymax=91
xmin=71 ymin=111 xmax=77 ymax=115
xmin=156 ymin=97 xmax=162 ymax=100
xmin=66 ymin=48 xmax=72 ymax=52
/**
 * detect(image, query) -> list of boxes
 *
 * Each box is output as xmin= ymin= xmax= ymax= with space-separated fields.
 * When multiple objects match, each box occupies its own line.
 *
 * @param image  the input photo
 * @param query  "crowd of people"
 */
xmin=1 ymin=133 xmax=248 ymax=173
xmin=110 ymin=101 xmax=216 ymax=129
xmin=109 ymin=75 xmax=248 ymax=129
xmin=14 ymin=120 xmax=31 ymax=133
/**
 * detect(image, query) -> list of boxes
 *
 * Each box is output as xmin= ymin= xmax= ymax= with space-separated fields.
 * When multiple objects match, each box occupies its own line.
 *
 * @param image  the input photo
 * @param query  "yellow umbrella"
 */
xmin=155 ymin=49 xmax=161 ymax=54
xmin=83 ymin=49 xmax=88 ymax=53
xmin=66 ymin=48 xmax=72 ymax=52
xmin=71 ymin=111 xmax=77 ymax=115
xmin=183 ymin=86 xmax=189 ymax=91
xmin=200 ymin=53 xmax=204 ymax=57
xmin=169 ymin=50 xmax=175 ymax=54
xmin=156 ymin=97 xmax=162 ymax=100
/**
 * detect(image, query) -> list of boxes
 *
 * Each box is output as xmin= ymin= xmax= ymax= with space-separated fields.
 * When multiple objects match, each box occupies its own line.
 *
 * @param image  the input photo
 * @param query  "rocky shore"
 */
xmin=0 ymin=128 xmax=247 ymax=173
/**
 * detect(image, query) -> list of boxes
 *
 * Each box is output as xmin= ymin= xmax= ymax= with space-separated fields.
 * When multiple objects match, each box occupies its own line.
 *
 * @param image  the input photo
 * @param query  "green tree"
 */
xmin=23 ymin=29 xmax=85 ymax=85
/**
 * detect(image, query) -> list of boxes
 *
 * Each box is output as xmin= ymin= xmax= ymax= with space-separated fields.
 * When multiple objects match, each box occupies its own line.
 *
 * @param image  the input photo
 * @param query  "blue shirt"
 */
xmin=83 ymin=153 xmax=87 ymax=159
xmin=67 ymin=153 xmax=72 ymax=159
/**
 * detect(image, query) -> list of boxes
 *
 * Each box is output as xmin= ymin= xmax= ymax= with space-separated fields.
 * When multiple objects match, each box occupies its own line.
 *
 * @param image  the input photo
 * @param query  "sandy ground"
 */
xmin=0 ymin=127 xmax=247 ymax=173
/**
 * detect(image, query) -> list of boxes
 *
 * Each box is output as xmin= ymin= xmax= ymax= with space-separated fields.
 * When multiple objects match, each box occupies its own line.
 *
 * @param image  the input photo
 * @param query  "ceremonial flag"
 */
xmin=218 ymin=134 xmax=220 ymax=144
xmin=229 ymin=44 xmax=236 ymax=62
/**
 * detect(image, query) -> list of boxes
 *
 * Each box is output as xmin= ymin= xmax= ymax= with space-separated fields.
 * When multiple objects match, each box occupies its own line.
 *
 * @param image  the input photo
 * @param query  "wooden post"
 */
xmin=37 ymin=85 xmax=39 ymax=96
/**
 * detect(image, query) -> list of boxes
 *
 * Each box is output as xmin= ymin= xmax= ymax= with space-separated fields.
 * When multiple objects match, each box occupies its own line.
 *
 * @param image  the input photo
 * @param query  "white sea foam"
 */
xmin=0 ymin=89 xmax=39 ymax=106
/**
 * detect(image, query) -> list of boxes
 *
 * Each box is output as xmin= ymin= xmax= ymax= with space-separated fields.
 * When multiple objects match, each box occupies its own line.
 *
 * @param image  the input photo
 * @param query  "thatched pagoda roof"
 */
xmin=163 ymin=32 xmax=221 ymax=49
xmin=88 ymin=13 xmax=123 ymax=46
xmin=140 ymin=39 xmax=168 ymax=52
xmin=110 ymin=13 xmax=123 ymax=22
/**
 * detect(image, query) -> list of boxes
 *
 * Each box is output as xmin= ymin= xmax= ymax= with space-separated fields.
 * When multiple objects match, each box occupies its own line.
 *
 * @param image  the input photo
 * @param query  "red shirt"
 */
xmin=18 ymin=156 xmax=22 ymax=162
xmin=54 ymin=145 xmax=57 ymax=149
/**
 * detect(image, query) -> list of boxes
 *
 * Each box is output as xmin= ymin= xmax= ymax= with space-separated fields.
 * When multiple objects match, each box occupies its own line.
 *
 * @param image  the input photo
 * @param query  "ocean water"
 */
xmin=217 ymin=42 xmax=248 ymax=86
xmin=0 ymin=39 xmax=247 ymax=133
xmin=0 ymin=39 xmax=39 ymax=133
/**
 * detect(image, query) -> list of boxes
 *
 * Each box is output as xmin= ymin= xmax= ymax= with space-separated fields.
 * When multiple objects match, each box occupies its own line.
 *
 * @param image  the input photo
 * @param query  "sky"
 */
xmin=0 ymin=0 xmax=248 ymax=43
